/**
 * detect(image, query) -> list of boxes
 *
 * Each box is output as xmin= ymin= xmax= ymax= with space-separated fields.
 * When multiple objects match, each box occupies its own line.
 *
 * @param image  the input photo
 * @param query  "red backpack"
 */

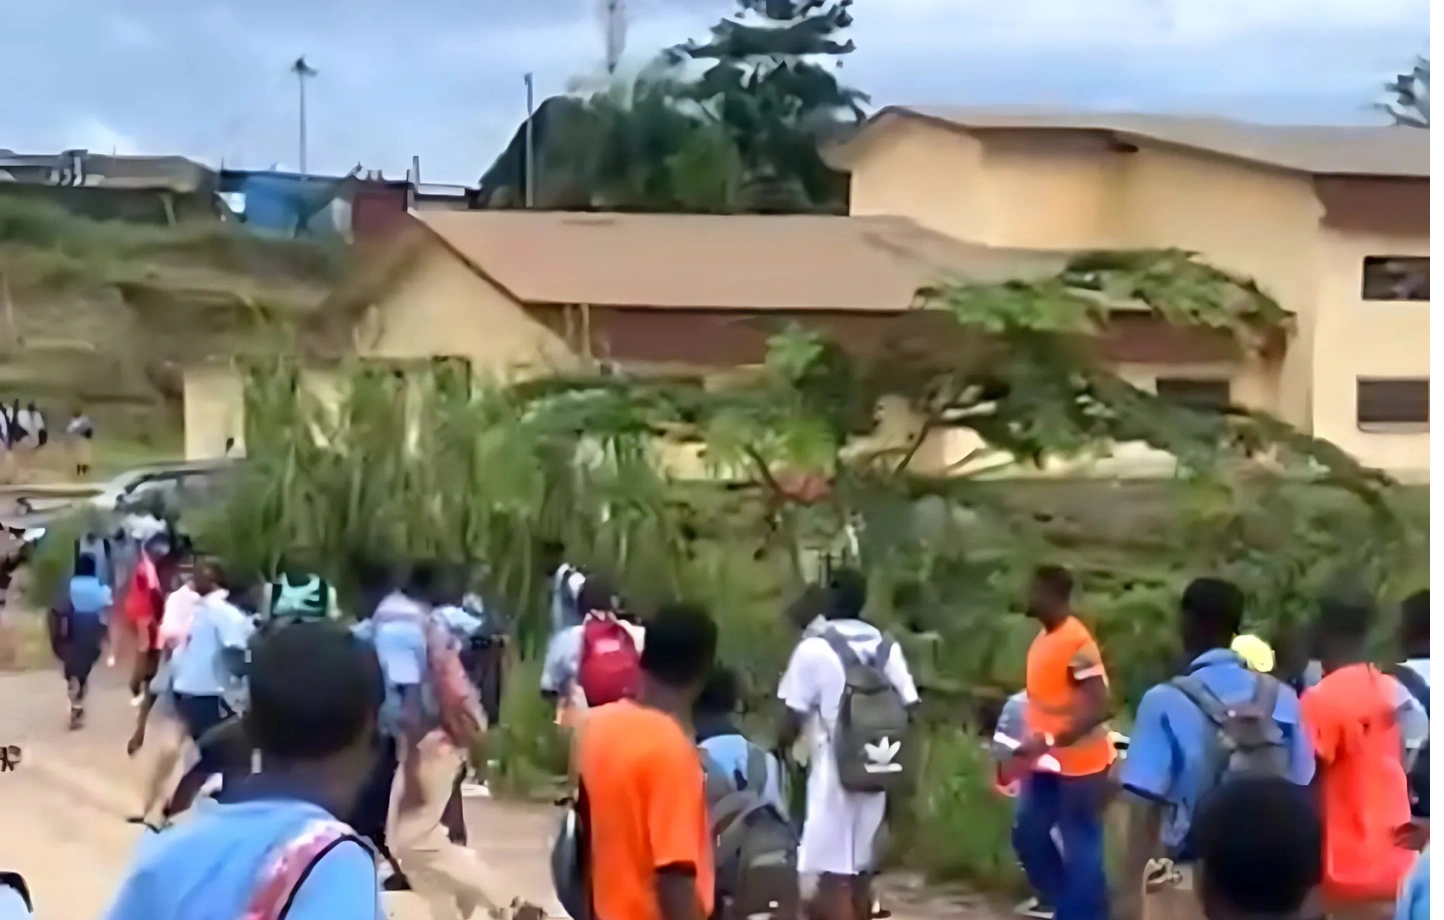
xmin=576 ymin=617 xmax=640 ymax=707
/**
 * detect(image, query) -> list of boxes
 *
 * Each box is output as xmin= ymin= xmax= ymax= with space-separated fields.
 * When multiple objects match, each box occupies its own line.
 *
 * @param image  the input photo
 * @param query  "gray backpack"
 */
xmin=702 ymin=747 xmax=798 ymax=920
xmin=822 ymin=630 xmax=911 ymax=793
xmin=1170 ymin=672 xmax=1290 ymax=788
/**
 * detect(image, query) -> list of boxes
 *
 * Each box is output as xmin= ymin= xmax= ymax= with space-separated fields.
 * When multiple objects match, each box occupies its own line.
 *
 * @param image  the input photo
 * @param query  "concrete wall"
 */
xmin=1312 ymin=227 xmax=1430 ymax=475
xmin=844 ymin=123 xmax=1428 ymax=475
xmin=183 ymin=364 xmax=245 ymax=459
xmin=352 ymin=242 xmax=578 ymax=376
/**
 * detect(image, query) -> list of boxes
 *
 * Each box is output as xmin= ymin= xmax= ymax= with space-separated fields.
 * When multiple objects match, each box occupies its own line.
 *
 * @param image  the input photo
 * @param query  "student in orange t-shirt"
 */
xmin=1301 ymin=592 xmax=1428 ymax=913
xmin=576 ymin=603 xmax=717 ymax=920
xmin=1010 ymin=565 xmax=1115 ymax=920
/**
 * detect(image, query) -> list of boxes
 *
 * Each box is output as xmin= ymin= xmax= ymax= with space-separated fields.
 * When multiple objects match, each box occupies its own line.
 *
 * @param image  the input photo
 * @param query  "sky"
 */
xmin=2 ymin=0 xmax=1429 ymax=185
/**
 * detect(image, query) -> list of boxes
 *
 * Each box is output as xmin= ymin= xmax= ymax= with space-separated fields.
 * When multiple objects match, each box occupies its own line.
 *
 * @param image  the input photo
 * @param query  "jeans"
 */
xmin=1012 ymin=771 xmax=1111 ymax=920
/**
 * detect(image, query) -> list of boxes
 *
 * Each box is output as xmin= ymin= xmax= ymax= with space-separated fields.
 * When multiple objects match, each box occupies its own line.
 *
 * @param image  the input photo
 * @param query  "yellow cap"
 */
xmin=1231 ymin=634 xmax=1275 ymax=673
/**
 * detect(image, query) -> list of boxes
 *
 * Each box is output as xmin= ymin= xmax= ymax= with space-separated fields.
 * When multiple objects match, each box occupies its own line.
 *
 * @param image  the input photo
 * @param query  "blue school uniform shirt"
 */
xmin=359 ymin=593 xmax=438 ymax=738
xmin=101 ymin=777 xmax=380 ymax=920
xmin=170 ymin=593 xmax=254 ymax=698
xmin=1396 ymin=846 xmax=1430 ymax=920
xmin=68 ymin=575 xmax=112 ymax=623
xmin=1118 ymin=648 xmax=1315 ymax=858
xmin=696 ymin=717 xmax=789 ymax=817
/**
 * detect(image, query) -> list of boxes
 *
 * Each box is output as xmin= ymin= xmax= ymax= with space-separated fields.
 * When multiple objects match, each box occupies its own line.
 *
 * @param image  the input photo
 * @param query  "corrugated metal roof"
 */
xmin=845 ymin=106 xmax=1429 ymax=178
xmin=412 ymin=210 xmax=1071 ymax=312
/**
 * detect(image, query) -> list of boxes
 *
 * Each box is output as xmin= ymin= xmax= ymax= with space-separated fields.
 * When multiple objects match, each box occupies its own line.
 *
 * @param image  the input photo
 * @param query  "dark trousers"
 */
xmin=61 ymin=617 xmax=104 ymax=700
xmin=167 ymin=693 xmax=236 ymax=814
xmin=1011 ymin=771 xmax=1111 ymax=920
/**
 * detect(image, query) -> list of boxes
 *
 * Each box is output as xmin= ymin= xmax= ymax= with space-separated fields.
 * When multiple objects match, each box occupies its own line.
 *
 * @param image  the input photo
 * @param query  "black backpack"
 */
xmin=1170 ymin=671 xmax=1291 ymax=789
xmin=1388 ymin=664 xmax=1430 ymax=818
xmin=702 ymin=748 xmax=799 ymax=920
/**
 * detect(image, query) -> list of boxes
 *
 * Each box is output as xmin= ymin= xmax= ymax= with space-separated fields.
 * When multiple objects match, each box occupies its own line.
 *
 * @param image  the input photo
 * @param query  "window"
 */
xmin=1357 ymin=378 xmax=1429 ymax=427
xmin=1154 ymin=378 xmax=1232 ymax=413
xmin=1362 ymin=257 xmax=1429 ymax=301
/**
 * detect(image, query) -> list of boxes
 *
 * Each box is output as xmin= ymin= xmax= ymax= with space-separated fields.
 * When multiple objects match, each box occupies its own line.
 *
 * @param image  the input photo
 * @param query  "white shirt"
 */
xmin=159 ymin=583 xmax=201 ymax=649
xmin=777 ymin=619 xmax=919 ymax=876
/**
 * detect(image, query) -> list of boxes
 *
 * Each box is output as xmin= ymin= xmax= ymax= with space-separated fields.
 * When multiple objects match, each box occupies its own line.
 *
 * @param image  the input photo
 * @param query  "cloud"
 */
xmin=1 ymin=0 xmax=1427 ymax=184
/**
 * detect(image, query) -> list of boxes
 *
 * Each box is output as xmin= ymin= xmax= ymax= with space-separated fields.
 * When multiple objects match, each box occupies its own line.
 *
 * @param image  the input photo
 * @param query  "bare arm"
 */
xmin=1055 ymin=674 xmax=1110 ymax=748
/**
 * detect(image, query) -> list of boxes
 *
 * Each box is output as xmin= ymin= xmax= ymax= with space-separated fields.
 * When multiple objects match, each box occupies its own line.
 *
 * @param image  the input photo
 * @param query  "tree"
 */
xmin=665 ymin=0 xmax=867 ymax=212
xmin=1381 ymin=56 xmax=1429 ymax=128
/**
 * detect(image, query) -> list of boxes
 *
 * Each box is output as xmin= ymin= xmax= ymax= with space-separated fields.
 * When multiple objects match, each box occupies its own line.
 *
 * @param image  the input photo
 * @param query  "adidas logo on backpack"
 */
xmin=822 ymin=630 xmax=912 ymax=793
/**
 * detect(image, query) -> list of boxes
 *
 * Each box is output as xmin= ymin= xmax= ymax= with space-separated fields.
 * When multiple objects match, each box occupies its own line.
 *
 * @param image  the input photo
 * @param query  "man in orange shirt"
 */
xmin=1301 ymin=592 xmax=1427 ymax=914
xmin=1011 ymin=566 xmax=1114 ymax=920
xmin=576 ymin=602 xmax=717 ymax=920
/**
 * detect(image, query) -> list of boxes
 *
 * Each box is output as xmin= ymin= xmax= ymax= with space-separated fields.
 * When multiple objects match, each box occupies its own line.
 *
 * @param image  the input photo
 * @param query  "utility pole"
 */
xmin=291 ymin=56 xmax=318 ymax=177
xmin=523 ymin=72 xmax=536 ymax=208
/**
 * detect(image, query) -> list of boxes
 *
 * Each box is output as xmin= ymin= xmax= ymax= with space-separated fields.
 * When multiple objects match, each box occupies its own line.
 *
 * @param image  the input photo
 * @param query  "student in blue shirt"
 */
xmin=1114 ymin=578 xmax=1314 ymax=920
xmin=1396 ymin=846 xmax=1429 ymax=920
xmin=695 ymin=665 xmax=788 ymax=816
xmin=62 ymin=553 xmax=113 ymax=729
xmin=166 ymin=560 xmax=255 ymax=811
xmin=101 ymin=620 xmax=384 ymax=920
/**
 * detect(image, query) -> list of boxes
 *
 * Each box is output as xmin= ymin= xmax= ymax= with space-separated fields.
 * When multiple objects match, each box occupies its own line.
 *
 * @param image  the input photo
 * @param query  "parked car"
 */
xmin=3 ymin=459 xmax=236 ymax=532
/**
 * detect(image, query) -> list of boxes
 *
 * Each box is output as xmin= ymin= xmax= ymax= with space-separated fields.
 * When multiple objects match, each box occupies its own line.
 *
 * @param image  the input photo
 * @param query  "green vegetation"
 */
xmin=492 ymin=0 xmax=864 ymax=213
xmin=0 ymin=195 xmax=345 ymax=442
xmin=179 ymin=249 xmax=1425 ymax=888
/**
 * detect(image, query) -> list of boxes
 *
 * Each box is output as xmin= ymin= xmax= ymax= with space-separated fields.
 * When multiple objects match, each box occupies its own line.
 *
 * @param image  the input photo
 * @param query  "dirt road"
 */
xmin=0 ymin=664 xmax=564 ymax=920
xmin=0 ymin=662 xmax=993 ymax=920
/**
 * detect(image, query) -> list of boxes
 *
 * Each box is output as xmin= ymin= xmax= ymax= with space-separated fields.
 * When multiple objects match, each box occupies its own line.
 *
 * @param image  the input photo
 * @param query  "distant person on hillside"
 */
xmin=66 ymin=407 xmax=94 ymax=477
xmin=27 ymin=404 xmax=46 ymax=448
xmin=7 ymin=400 xmax=24 ymax=449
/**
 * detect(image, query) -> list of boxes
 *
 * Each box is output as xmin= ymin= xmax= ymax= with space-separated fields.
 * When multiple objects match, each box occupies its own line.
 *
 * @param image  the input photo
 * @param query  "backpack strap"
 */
xmin=820 ymin=630 xmax=862 ymax=669
xmin=241 ymin=818 xmax=371 ymax=920
xmin=1168 ymin=675 xmax=1233 ymax=729
xmin=1389 ymin=664 xmax=1431 ymax=713
xmin=1249 ymin=672 xmax=1281 ymax=717
xmin=715 ymin=798 xmax=776 ymax=862
xmin=743 ymin=744 xmax=769 ymax=797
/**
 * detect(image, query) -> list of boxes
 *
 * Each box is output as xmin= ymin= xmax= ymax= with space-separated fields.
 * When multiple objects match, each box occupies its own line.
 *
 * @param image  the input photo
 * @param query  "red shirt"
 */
xmin=1301 ymin=664 xmax=1416 ymax=902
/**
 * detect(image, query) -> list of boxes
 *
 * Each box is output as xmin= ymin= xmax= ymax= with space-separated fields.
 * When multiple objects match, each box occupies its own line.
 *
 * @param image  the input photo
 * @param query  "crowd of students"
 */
xmin=542 ymin=553 xmax=1431 ymax=920
xmin=32 ymin=531 xmax=1434 ymax=920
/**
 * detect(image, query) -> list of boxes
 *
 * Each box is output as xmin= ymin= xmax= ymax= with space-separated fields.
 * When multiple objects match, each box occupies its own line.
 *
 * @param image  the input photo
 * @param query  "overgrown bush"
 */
xmin=193 ymin=348 xmax=1426 ymax=889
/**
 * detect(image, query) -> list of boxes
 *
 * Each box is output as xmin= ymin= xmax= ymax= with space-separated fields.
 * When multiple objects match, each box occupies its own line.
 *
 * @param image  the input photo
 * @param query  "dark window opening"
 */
xmin=1362 ymin=256 xmax=1429 ymax=301
xmin=1155 ymin=378 xmax=1232 ymax=413
xmin=1357 ymin=378 xmax=1429 ymax=427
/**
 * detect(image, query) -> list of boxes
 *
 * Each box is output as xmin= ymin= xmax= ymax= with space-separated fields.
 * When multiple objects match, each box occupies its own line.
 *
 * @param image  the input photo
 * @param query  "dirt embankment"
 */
xmin=0 ymin=195 xmax=347 ymax=439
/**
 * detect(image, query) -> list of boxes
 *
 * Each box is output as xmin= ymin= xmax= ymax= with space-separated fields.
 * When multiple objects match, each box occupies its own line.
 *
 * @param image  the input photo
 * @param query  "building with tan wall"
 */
xmin=827 ymin=107 xmax=1430 ymax=478
xmin=183 ymin=210 xmax=1262 ymax=476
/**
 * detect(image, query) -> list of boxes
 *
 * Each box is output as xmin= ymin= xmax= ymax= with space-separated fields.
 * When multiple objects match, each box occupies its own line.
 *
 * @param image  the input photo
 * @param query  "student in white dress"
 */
xmin=776 ymin=569 xmax=919 ymax=920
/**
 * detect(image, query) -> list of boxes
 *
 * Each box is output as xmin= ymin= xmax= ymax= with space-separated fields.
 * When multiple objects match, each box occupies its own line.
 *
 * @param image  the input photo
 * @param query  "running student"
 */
xmin=165 ymin=560 xmax=254 ymax=812
xmin=576 ymin=602 xmax=718 ymax=920
xmin=1011 ymin=566 xmax=1113 ymax=920
xmin=61 ymin=553 xmax=112 ymax=729
xmin=1301 ymin=590 xmax=1427 ymax=911
xmin=777 ymin=568 xmax=919 ymax=920
xmin=1190 ymin=777 xmax=1323 ymax=920
xmin=369 ymin=562 xmax=492 ymax=920
xmin=1115 ymin=578 xmax=1313 ymax=920
xmin=100 ymin=621 xmax=384 ymax=920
